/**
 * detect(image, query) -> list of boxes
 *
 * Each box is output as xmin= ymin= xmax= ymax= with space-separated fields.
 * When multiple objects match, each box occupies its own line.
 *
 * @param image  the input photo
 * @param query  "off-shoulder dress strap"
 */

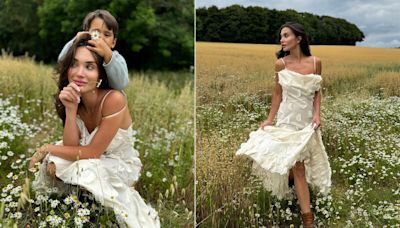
xmin=313 ymin=56 xmax=316 ymax=74
xmin=280 ymin=58 xmax=286 ymax=68
xmin=99 ymin=90 xmax=127 ymax=120
xmin=99 ymin=90 xmax=113 ymax=111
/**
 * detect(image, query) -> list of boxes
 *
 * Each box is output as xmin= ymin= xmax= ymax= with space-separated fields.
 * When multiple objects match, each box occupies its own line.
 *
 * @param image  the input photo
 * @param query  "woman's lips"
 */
xmin=73 ymin=80 xmax=87 ymax=87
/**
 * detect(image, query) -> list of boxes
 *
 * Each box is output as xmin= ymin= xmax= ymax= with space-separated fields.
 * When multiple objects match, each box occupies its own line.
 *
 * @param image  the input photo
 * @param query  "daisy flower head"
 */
xmin=91 ymin=30 xmax=100 ymax=40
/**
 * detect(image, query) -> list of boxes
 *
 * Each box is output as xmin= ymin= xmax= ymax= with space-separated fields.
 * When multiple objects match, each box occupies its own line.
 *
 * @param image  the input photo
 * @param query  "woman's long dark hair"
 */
xmin=55 ymin=34 xmax=110 ymax=125
xmin=276 ymin=22 xmax=311 ymax=59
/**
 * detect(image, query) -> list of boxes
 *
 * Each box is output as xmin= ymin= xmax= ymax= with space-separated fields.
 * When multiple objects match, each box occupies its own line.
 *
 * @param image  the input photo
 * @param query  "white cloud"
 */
xmin=358 ymin=32 xmax=400 ymax=47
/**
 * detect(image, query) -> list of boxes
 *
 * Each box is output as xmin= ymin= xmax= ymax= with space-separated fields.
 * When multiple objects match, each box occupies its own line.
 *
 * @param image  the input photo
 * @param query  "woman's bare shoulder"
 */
xmin=275 ymin=58 xmax=285 ymax=72
xmin=101 ymin=90 xmax=126 ymax=117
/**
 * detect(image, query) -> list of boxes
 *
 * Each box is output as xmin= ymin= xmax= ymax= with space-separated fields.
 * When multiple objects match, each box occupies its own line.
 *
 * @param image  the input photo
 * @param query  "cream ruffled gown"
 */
xmin=236 ymin=67 xmax=332 ymax=199
xmin=33 ymin=116 xmax=160 ymax=228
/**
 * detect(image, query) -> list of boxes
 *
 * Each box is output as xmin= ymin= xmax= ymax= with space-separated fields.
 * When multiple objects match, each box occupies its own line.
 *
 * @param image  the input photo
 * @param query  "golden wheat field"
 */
xmin=196 ymin=42 xmax=400 ymax=104
xmin=196 ymin=42 xmax=400 ymax=227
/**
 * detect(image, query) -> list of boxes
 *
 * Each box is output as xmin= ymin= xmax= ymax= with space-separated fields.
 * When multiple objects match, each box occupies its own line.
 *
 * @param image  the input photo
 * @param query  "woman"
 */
xmin=29 ymin=35 xmax=160 ymax=228
xmin=236 ymin=22 xmax=331 ymax=227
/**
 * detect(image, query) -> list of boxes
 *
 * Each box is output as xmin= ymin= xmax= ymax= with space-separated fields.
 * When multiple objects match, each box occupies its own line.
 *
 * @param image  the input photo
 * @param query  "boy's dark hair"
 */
xmin=82 ymin=9 xmax=119 ymax=38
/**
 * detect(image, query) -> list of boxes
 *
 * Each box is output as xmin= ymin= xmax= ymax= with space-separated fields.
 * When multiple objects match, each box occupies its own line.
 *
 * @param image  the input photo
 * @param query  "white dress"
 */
xmin=236 ymin=60 xmax=331 ymax=199
xmin=33 ymin=115 xmax=160 ymax=228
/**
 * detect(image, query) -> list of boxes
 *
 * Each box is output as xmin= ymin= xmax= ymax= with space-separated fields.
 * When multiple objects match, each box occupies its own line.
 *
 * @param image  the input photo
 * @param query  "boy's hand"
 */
xmin=75 ymin=31 xmax=91 ymax=40
xmin=87 ymin=39 xmax=113 ymax=64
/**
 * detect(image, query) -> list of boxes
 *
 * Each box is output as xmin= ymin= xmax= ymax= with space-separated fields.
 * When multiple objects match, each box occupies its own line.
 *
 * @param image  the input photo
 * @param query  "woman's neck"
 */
xmin=80 ymin=89 xmax=101 ymax=113
xmin=289 ymin=46 xmax=305 ymax=63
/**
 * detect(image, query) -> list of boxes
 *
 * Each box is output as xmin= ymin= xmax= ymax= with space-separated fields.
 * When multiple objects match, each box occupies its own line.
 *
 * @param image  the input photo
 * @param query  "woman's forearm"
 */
xmin=48 ymin=144 xmax=102 ymax=161
xmin=62 ymin=109 xmax=80 ymax=146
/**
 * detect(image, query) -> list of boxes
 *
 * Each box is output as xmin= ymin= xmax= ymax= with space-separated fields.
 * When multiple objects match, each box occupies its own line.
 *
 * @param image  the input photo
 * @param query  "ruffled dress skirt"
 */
xmin=236 ymin=124 xmax=331 ymax=199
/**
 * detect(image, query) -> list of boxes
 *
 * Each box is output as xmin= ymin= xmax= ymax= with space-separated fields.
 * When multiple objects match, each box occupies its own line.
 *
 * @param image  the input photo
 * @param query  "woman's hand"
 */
xmin=59 ymin=82 xmax=81 ymax=112
xmin=260 ymin=120 xmax=273 ymax=129
xmin=312 ymin=115 xmax=321 ymax=129
xmin=29 ymin=144 xmax=50 ymax=169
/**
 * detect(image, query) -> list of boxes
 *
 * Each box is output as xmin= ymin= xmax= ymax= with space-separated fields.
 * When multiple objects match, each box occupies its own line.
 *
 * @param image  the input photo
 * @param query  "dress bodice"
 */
xmin=276 ymin=69 xmax=322 ymax=130
xmin=76 ymin=116 xmax=139 ymax=160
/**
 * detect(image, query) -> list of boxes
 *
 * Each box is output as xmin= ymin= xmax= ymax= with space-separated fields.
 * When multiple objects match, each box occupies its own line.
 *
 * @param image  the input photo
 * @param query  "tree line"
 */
xmin=196 ymin=5 xmax=364 ymax=45
xmin=0 ymin=0 xmax=193 ymax=70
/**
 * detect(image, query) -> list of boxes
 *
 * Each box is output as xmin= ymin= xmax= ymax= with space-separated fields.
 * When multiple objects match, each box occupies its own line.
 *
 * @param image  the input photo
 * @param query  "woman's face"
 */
xmin=68 ymin=46 xmax=99 ymax=93
xmin=280 ymin=27 xmax=301 ymax=52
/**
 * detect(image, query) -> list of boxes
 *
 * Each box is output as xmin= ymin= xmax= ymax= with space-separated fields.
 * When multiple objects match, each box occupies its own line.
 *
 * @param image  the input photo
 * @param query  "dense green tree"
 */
xmin=196 ymin=5 xmax=364 ymax=45
xmin=0 ymin=0 xmax=40 ymax=57
xmin=0 ymin=0 xmax=194 ymax=70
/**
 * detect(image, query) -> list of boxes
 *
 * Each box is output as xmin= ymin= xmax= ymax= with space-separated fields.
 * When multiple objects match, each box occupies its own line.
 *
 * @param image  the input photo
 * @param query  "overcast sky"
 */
xmin=196 ymin=0 xmax=400 ymax=48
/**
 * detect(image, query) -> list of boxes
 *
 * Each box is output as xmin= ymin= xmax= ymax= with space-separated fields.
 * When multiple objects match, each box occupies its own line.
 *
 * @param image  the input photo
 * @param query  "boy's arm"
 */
xmin=58 ymin=38 xmax=75 ymax=62
xmin=103 ymin=50 xmax=129 ymax=90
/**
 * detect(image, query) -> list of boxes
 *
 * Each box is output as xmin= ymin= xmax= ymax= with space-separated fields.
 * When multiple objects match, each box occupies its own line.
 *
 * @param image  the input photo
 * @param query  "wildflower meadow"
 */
xmin=196 ymin=42 xmax=400 ymax=227
xmin=0 ymin=52 xmax=194 ymax=227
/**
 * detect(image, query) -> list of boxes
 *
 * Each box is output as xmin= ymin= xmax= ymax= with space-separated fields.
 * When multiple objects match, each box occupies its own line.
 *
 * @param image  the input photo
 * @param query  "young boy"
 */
xmin=58 ymin=9 xmax=128 ymax=90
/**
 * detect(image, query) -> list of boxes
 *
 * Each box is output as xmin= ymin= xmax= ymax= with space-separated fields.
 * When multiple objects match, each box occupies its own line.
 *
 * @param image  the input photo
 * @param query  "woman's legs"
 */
xmin=288 ymin=169 xmax=294 ymax=187
xmin=292 ymin=161 xmax=311 ymax=213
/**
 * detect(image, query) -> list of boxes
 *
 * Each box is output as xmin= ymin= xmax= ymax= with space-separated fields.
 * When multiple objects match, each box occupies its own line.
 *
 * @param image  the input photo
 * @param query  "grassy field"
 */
xmin=0 ymin=53 xmax=194 ymax=227
xmin=196 ymin=42 xmax=400 ymax=227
